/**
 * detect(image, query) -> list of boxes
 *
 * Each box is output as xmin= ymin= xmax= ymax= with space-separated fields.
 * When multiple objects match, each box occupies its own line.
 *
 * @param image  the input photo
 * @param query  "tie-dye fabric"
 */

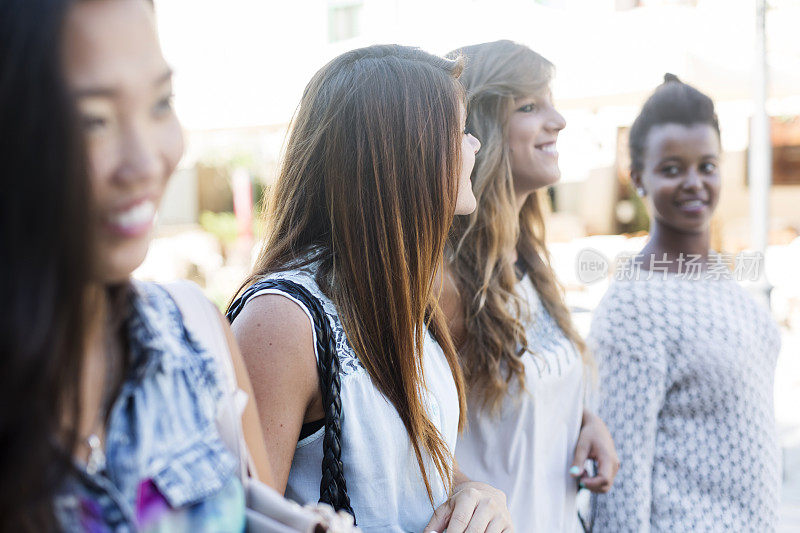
xmin=54 ymin=282 xmax=245 ymax=532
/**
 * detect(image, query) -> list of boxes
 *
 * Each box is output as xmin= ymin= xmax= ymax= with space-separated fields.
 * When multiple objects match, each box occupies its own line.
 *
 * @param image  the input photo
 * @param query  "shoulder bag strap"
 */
xmin=227 ymin=279 xmax=355 ymax=521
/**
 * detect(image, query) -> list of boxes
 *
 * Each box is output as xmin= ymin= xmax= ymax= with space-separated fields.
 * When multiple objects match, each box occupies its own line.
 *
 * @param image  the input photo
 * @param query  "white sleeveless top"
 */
xmin=455 ymin=273 xmax=584 ymax=532
xmin=242 ymin=262 xmax=460 ymax=532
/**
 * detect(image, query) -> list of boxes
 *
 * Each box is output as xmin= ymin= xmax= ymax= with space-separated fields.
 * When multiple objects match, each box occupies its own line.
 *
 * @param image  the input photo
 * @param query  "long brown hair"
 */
xmin=236 ymin=44 xmax=467 ymax=501
xmin=1 ymin=0 xmax=94 ymax=528
xmin=447 ymin=40 xmax=590 ymax=414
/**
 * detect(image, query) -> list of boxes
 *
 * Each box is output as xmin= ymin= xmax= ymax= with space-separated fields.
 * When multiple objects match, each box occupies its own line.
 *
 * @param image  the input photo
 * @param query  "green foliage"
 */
xmin=621 ymin=183 xmax=650 ymax=234
xmin=199 ymin=211 xmax=238 ymax=245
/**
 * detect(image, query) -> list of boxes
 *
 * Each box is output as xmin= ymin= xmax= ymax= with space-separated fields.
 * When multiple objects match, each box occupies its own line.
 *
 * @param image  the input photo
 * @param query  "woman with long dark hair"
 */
xmin=588 ymin=75 xmax=781 ymax=531
xmin=0 ymin=0 xmax=271 ymax=529
xmin=228 ymin=45 xmax=512 ymax=532
xmin=0 ymin=0 xmax=94 ymax=527
xmin=440 ymin=40 xmax=619 ymax=531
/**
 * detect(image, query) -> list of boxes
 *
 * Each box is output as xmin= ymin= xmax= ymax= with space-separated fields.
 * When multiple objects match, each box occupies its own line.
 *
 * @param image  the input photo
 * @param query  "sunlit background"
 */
xmin=138 ymin=1 xmax=800 ymax=527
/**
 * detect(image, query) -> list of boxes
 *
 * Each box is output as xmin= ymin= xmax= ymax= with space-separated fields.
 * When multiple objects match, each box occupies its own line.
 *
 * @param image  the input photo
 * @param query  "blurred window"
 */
xmin=620 ymin=0 xmax=699 ymax=7
xmin=770 ymin=116 xmax=800 ymax=186
xmin=615 ymin=0 xmax=641 ymax=9
xmin=328 ymin=1 xmax=363 ymax=43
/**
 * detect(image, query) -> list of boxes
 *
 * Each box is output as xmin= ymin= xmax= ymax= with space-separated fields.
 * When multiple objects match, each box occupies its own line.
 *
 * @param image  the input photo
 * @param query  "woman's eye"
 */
xmin=661 ymin=165 xmax=681 ymax=176
xmin=152 ymin=94 xmax=174 ymax=117
xmin=518 ymin=104 xmax=536 ymax=113
xmin=700 ymin=162 xmax=717 ymax=174
xmin=81 ymin=115 xmax=108 ymax=133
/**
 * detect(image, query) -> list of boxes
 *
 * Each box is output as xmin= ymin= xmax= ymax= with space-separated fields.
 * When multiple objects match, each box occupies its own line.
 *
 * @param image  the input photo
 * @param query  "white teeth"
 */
xmin=680 ymin=200 xmax=704 ymax=208
xmin=538 ymin=143 xmax=557 ymax=154
xmin=109 ymin=201 xmax=155 ymax=228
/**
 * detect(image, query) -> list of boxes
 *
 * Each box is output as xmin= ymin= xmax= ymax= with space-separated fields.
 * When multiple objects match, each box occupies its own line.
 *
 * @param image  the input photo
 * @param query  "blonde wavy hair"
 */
xmin=447 ymin=40 xmax=591 ymax=414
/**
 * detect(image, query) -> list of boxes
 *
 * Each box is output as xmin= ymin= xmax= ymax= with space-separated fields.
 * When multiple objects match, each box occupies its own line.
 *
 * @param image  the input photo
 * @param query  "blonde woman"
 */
xmin=228 ymin=45 xmax=512 ymax=532
xmin=441 ymin=40 xmax=619 ymax=531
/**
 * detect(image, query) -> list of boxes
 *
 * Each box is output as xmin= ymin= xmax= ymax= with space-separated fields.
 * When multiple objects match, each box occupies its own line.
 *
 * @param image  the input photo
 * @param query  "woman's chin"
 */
xmin=455 ymin=191 xmax=478 ymax=216
xmin=515 ymin=169 xmax=561 ymax=195
xmin=94 ymin=241 xmax=150 ymax=284
xmin=542 ymin=165 xmax=563 ymax=187
xmin=657 ymin=214 xmax=713 ymax=236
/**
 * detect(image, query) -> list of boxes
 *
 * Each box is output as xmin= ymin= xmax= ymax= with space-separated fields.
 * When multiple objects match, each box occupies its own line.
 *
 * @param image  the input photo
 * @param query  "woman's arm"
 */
xmin=592 ymin=351 xmax=666 ymax=532
xmin=216 ymin=309 xmax=274 ymax=486
xmin=229 ymin=294 xmax=323 ymax=492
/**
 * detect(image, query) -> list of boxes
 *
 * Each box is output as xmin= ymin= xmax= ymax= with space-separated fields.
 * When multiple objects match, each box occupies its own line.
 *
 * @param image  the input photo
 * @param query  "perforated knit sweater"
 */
xmin=588 ymin=275 xmax=781 ymax=532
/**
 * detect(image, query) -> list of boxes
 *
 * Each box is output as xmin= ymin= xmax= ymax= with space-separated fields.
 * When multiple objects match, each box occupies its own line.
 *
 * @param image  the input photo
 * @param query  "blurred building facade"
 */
xmin=152 ymin=0 xmax=800 ymax=251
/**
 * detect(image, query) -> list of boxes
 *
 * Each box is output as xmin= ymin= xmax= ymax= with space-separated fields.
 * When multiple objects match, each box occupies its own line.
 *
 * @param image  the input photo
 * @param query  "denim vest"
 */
xmin=54 ymin=282 xmax=244 ymax=532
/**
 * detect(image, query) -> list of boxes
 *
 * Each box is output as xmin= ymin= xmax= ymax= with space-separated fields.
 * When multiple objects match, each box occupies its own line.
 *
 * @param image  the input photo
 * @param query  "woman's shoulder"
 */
xmin=588 ymin=279 xmax=672 ymax=369
xmin=592 ymin=278 xmax=653 ymax=323
xmin=232 ymin=288 xmax=315 ymax=346
xmin=133 ymin=279 xmax=222 ymax=343
xmin=230 ymin=268 xmax=318 ymax=361
xmin=234 ymin=263 xmax=333 ymax=336
xmin=130 ymin=280 xmax=190 ymax=340
xmin=248 ymin=260 xmax=338 ymax=318
xmin=234 ymin=267 xmax=365 ymax=376
xmin=131 ymin=280 xmax=225 ymax=369
xmin=123 ymin=282 xmax=232 ymax=429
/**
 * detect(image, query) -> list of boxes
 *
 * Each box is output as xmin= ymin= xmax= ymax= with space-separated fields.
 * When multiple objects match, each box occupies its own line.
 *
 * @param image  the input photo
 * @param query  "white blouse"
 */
xmin=455 ymin=273 xmax=585 ymax=532
xmin=243 ymin=263 xmax=460 ymax=532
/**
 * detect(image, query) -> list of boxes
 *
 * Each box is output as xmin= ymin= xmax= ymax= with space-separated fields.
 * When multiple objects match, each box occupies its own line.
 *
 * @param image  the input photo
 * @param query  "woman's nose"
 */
xmin=470 ymin=133 xmax=481 ymax=154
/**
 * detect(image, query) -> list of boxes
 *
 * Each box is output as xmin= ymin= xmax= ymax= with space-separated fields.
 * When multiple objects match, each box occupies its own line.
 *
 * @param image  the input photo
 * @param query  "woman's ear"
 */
xmin=631 ymin=169 xmax=645 ymax=197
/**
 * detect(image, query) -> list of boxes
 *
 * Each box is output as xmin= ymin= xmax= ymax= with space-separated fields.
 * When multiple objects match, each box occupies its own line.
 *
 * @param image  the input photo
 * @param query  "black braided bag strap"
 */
xmin=226 ymin=278 xmax=355 ymax=520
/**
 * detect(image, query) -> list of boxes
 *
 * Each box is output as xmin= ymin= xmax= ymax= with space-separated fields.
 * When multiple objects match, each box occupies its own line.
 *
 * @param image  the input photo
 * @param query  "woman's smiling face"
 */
xmin=64 ymin=0 xmax=184 ymax=284
xmin=506 ymin=88 xmax=566 ymax=196
xmin=634 ymin=122 xmax=721 ymax=234
xmin=456 ymin=101 xmax=481 ymax=215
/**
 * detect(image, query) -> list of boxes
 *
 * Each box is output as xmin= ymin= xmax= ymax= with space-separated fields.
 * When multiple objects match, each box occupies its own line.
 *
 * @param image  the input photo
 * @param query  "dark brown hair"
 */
xmin=629 ymin=73 xmax=720 ymax=172
xmin=0 ymin=0 xmax=93 ymax=529
xmin=235 ymin=44 xmax=467 ymax=502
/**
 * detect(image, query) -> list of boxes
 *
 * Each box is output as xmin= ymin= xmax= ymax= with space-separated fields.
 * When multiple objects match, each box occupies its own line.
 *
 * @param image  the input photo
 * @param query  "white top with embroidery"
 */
xmin=455 ymin=273 xmax=584 ymax=532
xmin=243 ymin=262 xmax=460 ymax=532
xmin=588 ymin=273 xmax=781 ymax=532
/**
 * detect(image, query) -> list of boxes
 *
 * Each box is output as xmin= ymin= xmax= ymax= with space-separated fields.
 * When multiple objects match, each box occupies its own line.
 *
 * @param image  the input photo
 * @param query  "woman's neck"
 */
xmin=511 ymin=189 xmax=536 ymax=262
xmin=639 ymin=220 xmax=711 ymax=270
xmin=75 ymin=285 xmax=119 ymax=453
xmin=83 ymin=284 xmax=110 ymax=350
xmin=515 ymin=189 xmax=531 ymax=217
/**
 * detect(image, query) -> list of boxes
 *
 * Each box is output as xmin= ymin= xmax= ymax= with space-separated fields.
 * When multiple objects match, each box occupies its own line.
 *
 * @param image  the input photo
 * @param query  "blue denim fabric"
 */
xmin=54 ymin=282 xmax=243 ymax=532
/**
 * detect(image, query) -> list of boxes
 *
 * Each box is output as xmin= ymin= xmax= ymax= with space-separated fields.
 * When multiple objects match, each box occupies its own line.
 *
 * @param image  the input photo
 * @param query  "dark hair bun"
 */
xmin=628 ymin=73 xmax=719 ymax=173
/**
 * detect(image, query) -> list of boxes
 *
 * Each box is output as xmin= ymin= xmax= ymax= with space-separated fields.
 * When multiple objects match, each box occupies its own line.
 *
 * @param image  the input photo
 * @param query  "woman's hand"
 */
xmin=570 ymin=409 xmax=620 ymax=493
xmin=424 ymin=481 xmax=513 ymax=533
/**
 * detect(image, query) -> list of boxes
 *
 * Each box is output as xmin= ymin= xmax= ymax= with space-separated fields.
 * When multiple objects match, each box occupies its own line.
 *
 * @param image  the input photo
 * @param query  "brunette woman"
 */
xmin=228 ymin=45 xmax=512 ymax=532
xmin=0 ymin=0 xmax=270 ymax=529
xmin=440 ymin=40 xmax=619 ymax=531
xmin=588 ymin=75 xmax=781 ymax=531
